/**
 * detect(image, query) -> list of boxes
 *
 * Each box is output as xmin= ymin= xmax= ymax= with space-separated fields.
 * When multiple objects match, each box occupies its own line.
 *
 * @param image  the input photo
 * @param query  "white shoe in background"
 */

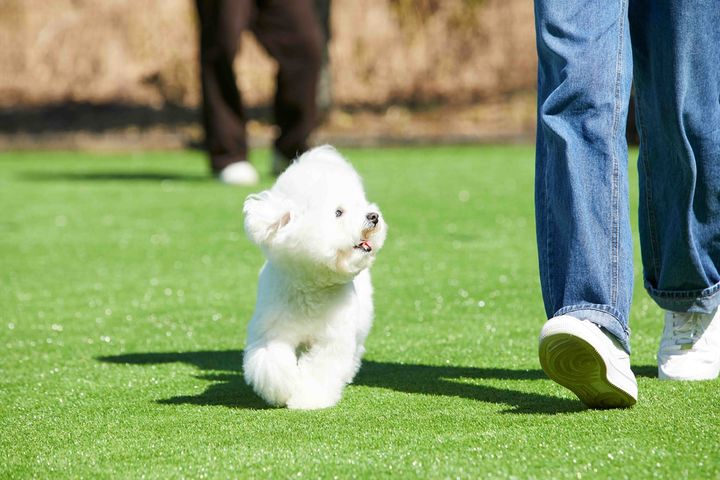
xmin=658 ymin=309 xmax=720 ymax=381
xmin=219 ymin=161 xmax=259 ymax=186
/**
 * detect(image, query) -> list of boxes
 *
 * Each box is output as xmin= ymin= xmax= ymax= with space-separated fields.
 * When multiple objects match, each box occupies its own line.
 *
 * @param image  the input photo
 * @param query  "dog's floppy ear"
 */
xmin=244 ymin=190 xmax=294 ymax=246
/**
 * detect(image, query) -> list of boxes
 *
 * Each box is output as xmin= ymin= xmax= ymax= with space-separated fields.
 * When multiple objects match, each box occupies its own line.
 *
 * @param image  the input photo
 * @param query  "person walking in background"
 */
xmin=534 ymin=0 xmax=720 ymax=408
xmin=196 ymin=0 xmax=324 ymax=185
xmin=313 ymin=0 xmax=333 ymax=119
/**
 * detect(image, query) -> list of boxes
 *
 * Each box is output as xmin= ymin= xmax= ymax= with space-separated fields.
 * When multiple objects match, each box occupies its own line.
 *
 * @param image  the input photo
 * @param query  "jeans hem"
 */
xmin=553 ymin=304 xmax=631 ymax=354
xmin=645 ymin=279 xmax=720 ymax=314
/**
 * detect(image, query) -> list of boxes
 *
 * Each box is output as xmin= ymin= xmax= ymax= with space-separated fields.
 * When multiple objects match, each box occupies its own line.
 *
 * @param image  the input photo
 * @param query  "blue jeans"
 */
xmin=534 ymin=0 xmax=720 ymax=353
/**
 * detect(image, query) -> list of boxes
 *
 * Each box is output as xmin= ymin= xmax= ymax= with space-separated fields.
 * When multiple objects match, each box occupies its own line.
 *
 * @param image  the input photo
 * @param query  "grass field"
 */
xmin=1 ymin=146 xmax=718 ymax=479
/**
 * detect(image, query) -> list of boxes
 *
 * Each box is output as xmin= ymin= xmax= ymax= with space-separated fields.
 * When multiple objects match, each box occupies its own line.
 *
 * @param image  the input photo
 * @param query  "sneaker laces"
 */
xmin=668 ymin=313 xmax=709 ymax=351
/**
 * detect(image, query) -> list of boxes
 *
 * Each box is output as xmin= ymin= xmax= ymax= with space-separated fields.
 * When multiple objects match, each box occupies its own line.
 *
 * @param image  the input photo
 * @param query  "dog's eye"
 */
xmin=335 ymin=208 xmax=343 ymax=218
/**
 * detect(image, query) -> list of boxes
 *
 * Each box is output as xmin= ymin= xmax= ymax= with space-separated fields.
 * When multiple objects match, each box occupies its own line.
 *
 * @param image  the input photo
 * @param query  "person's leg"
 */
xmin=534 ymin=0 xmax=637 ymax=407
xmin=252 ymin=0 xmax=323 ymax=170
xmin=196 ymin=0 xmax=254 ymax=174
xmin=630 ymin=0 xmax=720 ymax=312
xmin=535 ymin=0 xmax=634 ymax=351
xmin=630 ymin=0 xmax=720 ymax=380
xmin=313 ymin=0 xmax=333 ymax=117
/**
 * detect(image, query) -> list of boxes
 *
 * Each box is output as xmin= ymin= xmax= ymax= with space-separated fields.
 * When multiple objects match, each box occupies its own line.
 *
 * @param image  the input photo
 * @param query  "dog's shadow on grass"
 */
xmin=97 ymin=350 xmax=657 ymax=415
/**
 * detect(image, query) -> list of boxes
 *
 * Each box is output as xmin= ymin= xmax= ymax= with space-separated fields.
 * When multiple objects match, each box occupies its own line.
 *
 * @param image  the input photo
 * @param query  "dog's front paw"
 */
xmin=287 ymin=387 xmax=341 ymax=410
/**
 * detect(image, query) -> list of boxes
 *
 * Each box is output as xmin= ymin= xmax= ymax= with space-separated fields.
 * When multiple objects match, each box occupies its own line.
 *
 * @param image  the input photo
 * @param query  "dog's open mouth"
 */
xmin=354 ymin=240 xmax=372 ymax=252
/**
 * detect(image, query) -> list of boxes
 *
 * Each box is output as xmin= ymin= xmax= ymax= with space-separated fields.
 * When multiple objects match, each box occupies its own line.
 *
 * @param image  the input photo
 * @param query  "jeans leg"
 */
xmin=630 ymin=1 xmax=720 ymax=313
xmin=534 ymin=0 xmax=634 ymax=352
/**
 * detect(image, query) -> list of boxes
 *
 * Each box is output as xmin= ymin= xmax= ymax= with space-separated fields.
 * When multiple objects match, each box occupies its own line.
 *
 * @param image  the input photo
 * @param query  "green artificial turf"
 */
xmin=1 ymin=146 xmax=718 ymax=479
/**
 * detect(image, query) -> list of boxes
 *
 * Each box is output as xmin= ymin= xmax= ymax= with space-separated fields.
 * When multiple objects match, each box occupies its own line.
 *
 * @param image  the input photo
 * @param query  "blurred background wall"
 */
xmin=0 ymin=0 xmax=538 ymax=147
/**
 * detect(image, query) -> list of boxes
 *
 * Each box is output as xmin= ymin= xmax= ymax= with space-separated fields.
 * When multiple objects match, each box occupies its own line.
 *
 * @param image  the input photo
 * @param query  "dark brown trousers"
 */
xmin=195 ymin=0 xmax=323 ymax=172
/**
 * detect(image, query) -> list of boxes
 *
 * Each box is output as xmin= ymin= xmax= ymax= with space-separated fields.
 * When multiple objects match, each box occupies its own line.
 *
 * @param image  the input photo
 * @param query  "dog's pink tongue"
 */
xmin=358 ymin=241 xmax=372 ymax=252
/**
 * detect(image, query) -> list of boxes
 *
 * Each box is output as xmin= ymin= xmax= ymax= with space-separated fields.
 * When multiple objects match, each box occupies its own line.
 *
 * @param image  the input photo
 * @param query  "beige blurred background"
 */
xmin=0 ymin=0 xmax=538 ymax=149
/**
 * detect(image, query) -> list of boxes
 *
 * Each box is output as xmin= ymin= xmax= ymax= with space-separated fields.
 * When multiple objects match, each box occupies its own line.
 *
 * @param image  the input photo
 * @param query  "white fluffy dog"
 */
xmin=242 ymin=146 xmax=387 ymax=409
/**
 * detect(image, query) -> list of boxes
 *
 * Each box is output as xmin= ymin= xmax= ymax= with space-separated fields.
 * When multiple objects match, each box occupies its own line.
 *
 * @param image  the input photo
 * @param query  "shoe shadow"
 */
xmin=98 ymin=349 xmax=602 ymax=414
xmin=632 ymin=364 xmax=658 ymax=378
xmin=21 ymin=171 xmax=210 ymax=183
xmin=355 ymin=361 xmax=585 ymax=414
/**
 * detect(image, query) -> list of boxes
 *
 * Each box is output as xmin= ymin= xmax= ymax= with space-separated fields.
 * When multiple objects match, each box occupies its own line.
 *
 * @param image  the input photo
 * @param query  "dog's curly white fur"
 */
xmin=242 ymin=146 xmax=387 ymax=409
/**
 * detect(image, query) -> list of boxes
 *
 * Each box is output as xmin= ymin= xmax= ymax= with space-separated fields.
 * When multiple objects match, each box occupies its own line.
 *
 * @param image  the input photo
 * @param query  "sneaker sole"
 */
xmin=658 ymin=365 xmax=720 ymax=381
xmin=539 ymin=333 xmax=637 ymax=409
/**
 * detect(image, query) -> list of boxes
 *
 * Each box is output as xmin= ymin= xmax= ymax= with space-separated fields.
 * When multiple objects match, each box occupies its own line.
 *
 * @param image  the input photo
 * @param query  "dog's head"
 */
xmin=244 ymin=146 xmax=387 ymax=282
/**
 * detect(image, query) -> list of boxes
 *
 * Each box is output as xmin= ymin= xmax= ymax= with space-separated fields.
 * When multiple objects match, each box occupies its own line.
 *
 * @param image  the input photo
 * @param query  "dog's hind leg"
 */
xmin=243 ymin=341 xmax=300 ymax=407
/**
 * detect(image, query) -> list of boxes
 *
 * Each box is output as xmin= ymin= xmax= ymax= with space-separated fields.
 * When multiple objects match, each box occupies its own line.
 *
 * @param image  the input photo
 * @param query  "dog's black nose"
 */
xmin=366 ymin=212 xmax=379 ymax=225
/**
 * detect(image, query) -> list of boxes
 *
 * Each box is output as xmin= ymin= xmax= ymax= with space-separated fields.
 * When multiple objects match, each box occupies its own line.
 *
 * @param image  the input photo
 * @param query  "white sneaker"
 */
xmin=657 ymin=309 xmax=720 ymax=381
xmin=539 ymin=315 xmax=637 ymax=408
xmin=218 ymin=161 xmax=259 ymax=186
